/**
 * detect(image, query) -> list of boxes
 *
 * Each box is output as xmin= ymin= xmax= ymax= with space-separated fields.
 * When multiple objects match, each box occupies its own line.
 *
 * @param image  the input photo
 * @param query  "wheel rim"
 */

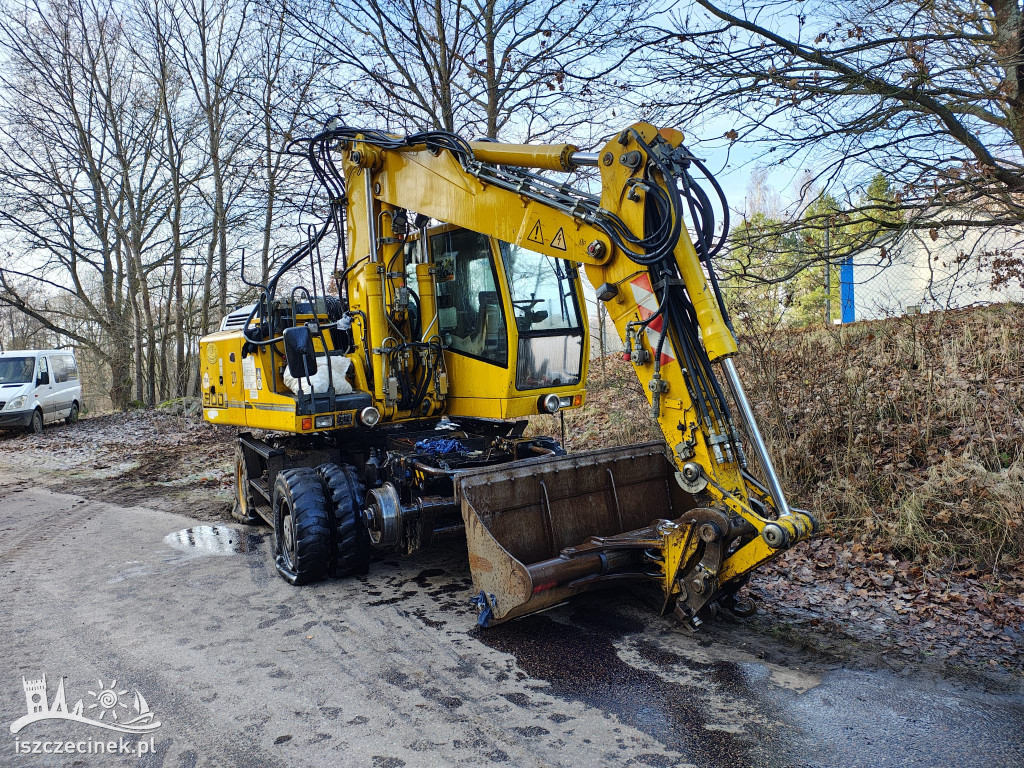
xmin=282 ymin=508 xmax=296 ymax=568
xmin=33 ymin=413 xmax=41 ymax=431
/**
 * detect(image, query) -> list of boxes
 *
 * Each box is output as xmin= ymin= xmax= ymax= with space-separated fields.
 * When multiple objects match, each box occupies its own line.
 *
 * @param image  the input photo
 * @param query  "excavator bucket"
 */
xmin=458 ymin=441 xmax=705 ymax=625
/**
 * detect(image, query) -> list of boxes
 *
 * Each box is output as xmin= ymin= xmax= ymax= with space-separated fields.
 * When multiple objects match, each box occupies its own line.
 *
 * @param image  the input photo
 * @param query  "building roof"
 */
xmin=0 ymin=349 xmax=75 ymax=357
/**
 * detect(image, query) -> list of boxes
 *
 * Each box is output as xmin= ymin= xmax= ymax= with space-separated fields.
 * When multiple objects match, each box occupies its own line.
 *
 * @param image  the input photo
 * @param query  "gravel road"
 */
xmin=2 ymin=476 xmax=1023 ymax=768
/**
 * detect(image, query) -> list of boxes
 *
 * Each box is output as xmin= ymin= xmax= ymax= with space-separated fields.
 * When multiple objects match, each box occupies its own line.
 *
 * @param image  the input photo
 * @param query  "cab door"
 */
xmin=53 ymin=355 xmax=76 ymax=417
xmin=428 ymin=226 xmax=513 ymax=418
xmin=425 ymin=224 xmax=589 ymax=419
xmin=35 ymin=356 xmax=56 ymax=422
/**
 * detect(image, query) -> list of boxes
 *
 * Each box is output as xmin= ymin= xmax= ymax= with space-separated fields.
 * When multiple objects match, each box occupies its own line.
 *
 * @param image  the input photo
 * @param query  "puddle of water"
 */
xmin=164 ymin=525 xmax=265 ymax=556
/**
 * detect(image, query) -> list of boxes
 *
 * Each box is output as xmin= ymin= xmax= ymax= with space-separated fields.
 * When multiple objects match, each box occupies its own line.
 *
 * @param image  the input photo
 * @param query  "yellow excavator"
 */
xmin=199 ymin=122 xmax=816 ymax=627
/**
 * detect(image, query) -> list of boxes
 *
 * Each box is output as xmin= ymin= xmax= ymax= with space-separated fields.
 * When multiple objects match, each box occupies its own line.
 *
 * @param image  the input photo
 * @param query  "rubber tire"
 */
xmin=323 ymin=295 xmax=344 ymax=321
xmin=316 ymin=463 xmax=370 ymax=577
xmin=231 ymin=442 xmax=262 ymax=525
xmin=272 ymin=468 xmax=332 ymax=585
xmin=29 ymin=409 xmax=43 ymax=434
xmin=65 ymin=402 xmax=79 ymax=425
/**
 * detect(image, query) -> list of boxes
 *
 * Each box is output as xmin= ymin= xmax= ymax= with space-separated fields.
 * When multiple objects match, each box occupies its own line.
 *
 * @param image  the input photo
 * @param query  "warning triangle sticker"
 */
xmin=550 ymin=227 xmax=566 ymax=251
xmin=527 ymin=220 xmax=544 ymax=245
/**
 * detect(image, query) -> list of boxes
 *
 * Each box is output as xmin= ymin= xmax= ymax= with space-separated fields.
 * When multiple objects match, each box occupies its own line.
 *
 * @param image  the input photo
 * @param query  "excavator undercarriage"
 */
xmin=202 ymin=122 xmax=816 ymax=628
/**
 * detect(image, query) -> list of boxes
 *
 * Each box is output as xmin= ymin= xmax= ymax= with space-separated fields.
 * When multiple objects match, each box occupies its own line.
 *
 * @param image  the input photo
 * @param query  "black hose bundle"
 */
xmin=625 ymin=130 xmax=738 ymax=444
xmin=255 ymin=121 xmax=738 ymax=441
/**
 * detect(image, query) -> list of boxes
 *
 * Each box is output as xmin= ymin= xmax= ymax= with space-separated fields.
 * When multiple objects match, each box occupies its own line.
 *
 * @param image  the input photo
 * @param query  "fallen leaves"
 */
xmin=542 ymin=305 xmax=1023 ymax=670
xmin=751 ymin=535 xmax=1024 ymax=673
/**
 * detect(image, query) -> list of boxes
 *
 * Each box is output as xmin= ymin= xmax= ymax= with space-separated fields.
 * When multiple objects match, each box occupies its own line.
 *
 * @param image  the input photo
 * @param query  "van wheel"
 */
xmin=29 ymin=409 xmax=42 ymax=434
xmin=272 ymin=468 xmax=332 ymax=586
xmin=231 ymin=442 xmax=262 ymax=525
xmin=65 ymin=402 xmax=80 ymax=425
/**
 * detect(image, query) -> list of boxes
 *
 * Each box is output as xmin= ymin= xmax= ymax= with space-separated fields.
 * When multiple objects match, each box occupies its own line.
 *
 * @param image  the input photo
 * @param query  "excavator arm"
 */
xmin=326 ymin=123 xmax=815 ymax=626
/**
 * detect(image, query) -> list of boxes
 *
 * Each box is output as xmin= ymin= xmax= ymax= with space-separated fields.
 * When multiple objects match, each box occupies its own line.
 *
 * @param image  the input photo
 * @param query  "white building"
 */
xmin=845 ymin=219 xmax=1024 ymax=321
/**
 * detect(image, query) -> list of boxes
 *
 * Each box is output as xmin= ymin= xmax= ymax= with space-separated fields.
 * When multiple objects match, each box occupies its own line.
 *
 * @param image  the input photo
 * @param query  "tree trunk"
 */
xmin=108 ymin=314 xmax=134 ymax=410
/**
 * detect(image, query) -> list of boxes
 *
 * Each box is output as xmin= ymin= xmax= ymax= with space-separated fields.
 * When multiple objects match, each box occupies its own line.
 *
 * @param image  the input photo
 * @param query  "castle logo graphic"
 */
xmin=10 ymin=675 xmax=161 ymax=735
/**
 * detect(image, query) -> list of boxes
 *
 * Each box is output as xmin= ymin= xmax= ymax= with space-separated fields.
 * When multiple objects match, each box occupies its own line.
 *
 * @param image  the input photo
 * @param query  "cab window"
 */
xmin=430 ymin=228 xmax=508 ymax=366
xmin=499 ymin=242 xmax=582 ymax=332
xmin=499 ymin=242 xmax=584 ymax=390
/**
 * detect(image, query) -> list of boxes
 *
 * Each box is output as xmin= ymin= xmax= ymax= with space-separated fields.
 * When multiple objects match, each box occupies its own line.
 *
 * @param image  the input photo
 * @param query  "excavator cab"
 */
xmin=416 ymin=224 xmax=587 ymax=419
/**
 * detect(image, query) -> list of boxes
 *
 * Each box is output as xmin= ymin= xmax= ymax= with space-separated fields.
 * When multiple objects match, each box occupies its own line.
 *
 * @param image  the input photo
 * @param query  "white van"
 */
xmin=0 ymin=350 xmax=82 ymax=433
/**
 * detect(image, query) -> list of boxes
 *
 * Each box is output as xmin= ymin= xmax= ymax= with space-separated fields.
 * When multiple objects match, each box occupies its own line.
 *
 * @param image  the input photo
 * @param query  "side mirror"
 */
xmin=283 ymin=325 xmax=317 ymax=380
xmin=36 ymin=372 xmax=49 ymax=386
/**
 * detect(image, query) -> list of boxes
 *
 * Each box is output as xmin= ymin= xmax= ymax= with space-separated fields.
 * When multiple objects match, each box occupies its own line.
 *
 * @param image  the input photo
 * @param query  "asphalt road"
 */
xmin=2 ymin=477 xmax=1022 ymax=768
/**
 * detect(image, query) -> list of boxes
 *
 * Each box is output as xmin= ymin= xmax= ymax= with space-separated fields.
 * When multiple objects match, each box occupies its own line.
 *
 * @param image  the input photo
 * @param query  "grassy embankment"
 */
xmin=533 ymin=303 xmax=1024 ymax=573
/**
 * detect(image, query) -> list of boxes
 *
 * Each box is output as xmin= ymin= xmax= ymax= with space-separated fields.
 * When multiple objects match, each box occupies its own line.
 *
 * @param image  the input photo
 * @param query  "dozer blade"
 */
xmin=457 ymin=441 xmax=754 ymax=626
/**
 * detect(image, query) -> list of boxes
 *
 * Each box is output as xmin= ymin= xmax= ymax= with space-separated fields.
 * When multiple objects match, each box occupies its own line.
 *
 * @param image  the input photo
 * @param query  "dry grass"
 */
xmin=532 ymin=303 xmax=1024 ymax=573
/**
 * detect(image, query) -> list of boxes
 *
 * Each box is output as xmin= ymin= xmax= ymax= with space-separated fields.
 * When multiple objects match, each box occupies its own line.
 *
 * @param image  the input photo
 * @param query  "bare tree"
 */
xmin=136 ymin=0 xmax=198 ymax=397
xmin=290 ymin=0 xmax=645 ymax=140
xmin=173 ymin=0 xmax=252 ymax=330
xmin=642 ymin=0 xmax=1024 ymax=282
xmin=90 ymin=8 xmax=178 ymax=405
xmin=0 ymin=0 xmax=336 ymax=407
xmin=0 ymin=0 xmax=149 ymax=407
xmin=246 ymin=0 xmax=325 ymax=286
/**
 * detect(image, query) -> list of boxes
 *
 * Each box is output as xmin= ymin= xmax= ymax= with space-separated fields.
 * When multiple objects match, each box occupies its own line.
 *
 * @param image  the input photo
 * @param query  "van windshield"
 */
xmin=0 ymin=357 xmax=34 ymax=384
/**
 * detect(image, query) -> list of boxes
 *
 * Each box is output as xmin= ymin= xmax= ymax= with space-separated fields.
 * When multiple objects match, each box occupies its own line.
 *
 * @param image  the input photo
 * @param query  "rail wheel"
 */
xmin=272 ymin=468 xmax=332 ymax=585
xmin=231 ymin=442 xmax=262 ymax=525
